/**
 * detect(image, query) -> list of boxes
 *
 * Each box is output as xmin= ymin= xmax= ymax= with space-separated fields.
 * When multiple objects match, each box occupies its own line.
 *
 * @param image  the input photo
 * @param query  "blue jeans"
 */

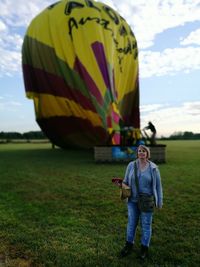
xmin=126 ymin=201 xmax=153 ymax=247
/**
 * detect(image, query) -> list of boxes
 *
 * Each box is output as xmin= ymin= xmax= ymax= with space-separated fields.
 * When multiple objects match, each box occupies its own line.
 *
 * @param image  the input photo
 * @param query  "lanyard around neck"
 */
xmin=134 ymin=161 xmax=139 ymax=193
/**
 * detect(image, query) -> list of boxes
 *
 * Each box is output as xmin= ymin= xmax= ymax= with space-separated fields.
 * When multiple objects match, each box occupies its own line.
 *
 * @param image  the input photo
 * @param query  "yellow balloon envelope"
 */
xmin=22 ymin=0 xmax=140 ymax=148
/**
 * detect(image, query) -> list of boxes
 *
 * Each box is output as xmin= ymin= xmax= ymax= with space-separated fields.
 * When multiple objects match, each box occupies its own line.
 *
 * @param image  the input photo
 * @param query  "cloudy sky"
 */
xmin=0 ymin=0 xmax=200 ymax=137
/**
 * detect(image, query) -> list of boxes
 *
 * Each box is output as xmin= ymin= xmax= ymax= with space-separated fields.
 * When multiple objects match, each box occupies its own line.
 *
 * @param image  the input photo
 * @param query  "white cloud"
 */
xmin=0 ymin=41 xmax=22 ymax=77
xmin=0 ymin=1 xmax=55 ymax=76
xmin=139 ymin=46 xmax=200 ymax=78
xmin=0 ymin=48 xmax=21 ymax=77
xmin=0 ymin=0 xmax=200 ymax=78
xmin=183 ymin=101 xmax=200 ymax=116
xmin=9 ymin=101 xmax=22 ymax=106
xmin=180 ymin=28 xmax=200 ymax=46
xmin=0 ymin=13 xmax=23 ymax=76
xmin=141 ymin=101 xmax=200 ymax=136
xmin=0 ymin=19 xmax=6 ymax=31
xmin=0 ymin=98 xmax=40 ymax=132
xmin=140 ymin=103 xmax=164 ymax=113
xmin=0 ymin=31 xmax=23 ymax=51
xmin=108 ymin=0 xmax=200 ymax=49
xmin=0 ymin=0 xmax=55 ymax=27
xmin=0 ymin=100 xmax=22 ymax=111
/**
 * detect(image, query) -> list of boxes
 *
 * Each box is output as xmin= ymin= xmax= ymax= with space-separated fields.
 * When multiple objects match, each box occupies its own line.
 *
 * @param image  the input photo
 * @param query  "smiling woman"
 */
xmin=119 ymin=144 xmax=163 ymax=259
xmin=137 ymin=147 xmax=149 ymax=161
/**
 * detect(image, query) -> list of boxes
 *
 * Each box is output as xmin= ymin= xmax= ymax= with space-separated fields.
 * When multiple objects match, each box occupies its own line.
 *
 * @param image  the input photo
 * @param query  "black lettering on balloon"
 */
xmin=65 ymin=1 xmax=85 ymax=15
xmin=132 ymin=40 xmax=137 ymax=50
xmin=125 ymin=38 xmax=131 ymax=54
xmin=65 ymin=3 xmax=138 ymax=71
xmin=103 ymin=5 xmax=119 ymax=25
xmin=68 ymin=18 xmax=79 ymax=37
xmin=113 ymin=38 xmax=119 ymax=46
xmin=48 ymin=1 xmax=61 ymax=10
xmin=79 ymin=16 xmax=101 ymax=25
xmin=119 ymin=25 xmax=127 ymax=36
xmin=99 ymin=19 xmax=113 ymax=33
xmin=118 ymin=56 xmax=123 ymax=64
xmin=85 ymin=0 xmax=101 ymax=12
xmin=78 ymin=17 xmax=113 ymax=35
xmin=117 ymin=39 xmax=131 ymax=54
xmin=134 ymin=49 xmax=138 ymax=60
xmin=118 ymin=56 xmax=123 ymax=72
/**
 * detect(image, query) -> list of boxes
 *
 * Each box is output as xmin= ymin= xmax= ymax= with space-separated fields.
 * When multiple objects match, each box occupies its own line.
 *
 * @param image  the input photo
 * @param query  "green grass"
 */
xmin=0 ymin=141 xmax=199 ymax=267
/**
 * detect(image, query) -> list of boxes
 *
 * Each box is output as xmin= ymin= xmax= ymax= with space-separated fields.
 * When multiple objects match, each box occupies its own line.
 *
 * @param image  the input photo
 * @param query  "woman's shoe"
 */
xmin=119 ymin=241 xmax=133 ymax=257
xmin=140 ymin=244 xmax=148 ymax=260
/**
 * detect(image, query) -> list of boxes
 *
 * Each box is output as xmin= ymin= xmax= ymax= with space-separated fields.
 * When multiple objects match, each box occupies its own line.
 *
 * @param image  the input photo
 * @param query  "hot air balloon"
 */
xmin=22 ymin=0 xmax=140 ymax=148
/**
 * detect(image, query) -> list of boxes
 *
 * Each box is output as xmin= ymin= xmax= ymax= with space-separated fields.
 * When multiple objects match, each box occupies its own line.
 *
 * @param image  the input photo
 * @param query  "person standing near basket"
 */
xmin=120 ymin=145 xmax=163 ymax=260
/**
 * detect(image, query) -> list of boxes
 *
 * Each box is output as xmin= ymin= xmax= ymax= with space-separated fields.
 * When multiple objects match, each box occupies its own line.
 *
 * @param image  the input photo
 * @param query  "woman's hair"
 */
xmin=137 ymin=145 xmax=150 ymax=159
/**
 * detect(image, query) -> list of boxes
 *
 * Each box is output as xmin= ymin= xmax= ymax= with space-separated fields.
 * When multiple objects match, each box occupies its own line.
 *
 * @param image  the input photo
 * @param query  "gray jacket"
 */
xmin=123 ymin=159 xmax=163 ymax=208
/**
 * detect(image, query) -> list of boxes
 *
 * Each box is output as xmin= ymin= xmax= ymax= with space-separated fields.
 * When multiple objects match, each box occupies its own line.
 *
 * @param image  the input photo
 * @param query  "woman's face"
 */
xmin=137 ymin=146 xmax=148 ymax=159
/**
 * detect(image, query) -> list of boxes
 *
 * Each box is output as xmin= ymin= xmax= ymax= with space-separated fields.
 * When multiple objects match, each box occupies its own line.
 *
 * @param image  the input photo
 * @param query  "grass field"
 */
xmin=0 ymin=141 xmax=199 ymax=267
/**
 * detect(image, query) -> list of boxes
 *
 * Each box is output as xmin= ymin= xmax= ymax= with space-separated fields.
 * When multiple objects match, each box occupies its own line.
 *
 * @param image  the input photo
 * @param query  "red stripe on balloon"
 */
xmin=111 ymin=109 xmax=120 ymax=124
xmin=23 ymin=64 xmax=97 ymax=112
xmin=113 ymin=132 xmax=120 ymax=145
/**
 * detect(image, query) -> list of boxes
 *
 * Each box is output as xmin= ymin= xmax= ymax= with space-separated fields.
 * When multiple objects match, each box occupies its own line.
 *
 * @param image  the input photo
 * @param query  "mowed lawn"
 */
xmin=0 ymin=141 xmax=199 ymax=267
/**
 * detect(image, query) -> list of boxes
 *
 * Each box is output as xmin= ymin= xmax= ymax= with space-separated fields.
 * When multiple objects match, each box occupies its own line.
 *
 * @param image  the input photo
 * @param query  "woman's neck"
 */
xmin=138 ymin=158 xmax=148 ymax=170
xmin=138 ymin=158 xmax=148 ymax=164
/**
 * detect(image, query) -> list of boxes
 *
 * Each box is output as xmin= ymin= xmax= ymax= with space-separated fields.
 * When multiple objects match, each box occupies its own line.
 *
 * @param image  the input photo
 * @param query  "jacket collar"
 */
xmin=135 ymin=159 xmax=157 ymax=169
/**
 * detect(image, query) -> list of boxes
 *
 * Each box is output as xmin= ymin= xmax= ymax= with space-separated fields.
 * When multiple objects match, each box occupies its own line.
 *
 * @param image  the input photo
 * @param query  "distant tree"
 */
xmin=0 ymin=132 xmax=23 ymax=139
xmin=182 ymin=131 xmax=194 ymax=139
xmin=168 ymin=131 xmax=183 ymax=140
xmin=194 ymin=133 xmax=200 ymax=139
xmin=22 ymin=131 xmax=46 ymax=139
xmin=162 ymin=131 xmax=200 ymax=140
xmin=0 ymin=131 xmax=46 ymax=140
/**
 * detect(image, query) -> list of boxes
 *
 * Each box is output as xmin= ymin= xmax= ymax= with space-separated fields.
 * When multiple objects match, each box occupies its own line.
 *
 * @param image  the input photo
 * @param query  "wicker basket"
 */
xmin=94 ymin=145 xmax=166 ymax=163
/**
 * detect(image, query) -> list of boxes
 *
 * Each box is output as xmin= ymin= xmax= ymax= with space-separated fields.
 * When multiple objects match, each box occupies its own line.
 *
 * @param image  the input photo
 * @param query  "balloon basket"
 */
xmin=94 ymin=145 xmax=166 ymax=163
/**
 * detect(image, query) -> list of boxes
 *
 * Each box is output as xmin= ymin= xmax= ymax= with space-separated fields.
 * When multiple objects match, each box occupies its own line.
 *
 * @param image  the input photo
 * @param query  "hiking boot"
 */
xmin=119 ymin=241 xmax=133 ymax=257
xmin=140 ymin=244 xmax=148 ymax=260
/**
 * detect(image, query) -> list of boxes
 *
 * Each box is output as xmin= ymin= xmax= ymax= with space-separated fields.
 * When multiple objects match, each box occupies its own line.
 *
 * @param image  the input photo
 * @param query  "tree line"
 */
xmin=0 ymin=130 xmax=200 ymax=141
xmin=160 ymin=131 xmax=200 ymax=140
xmin=0 ymin=131 xmax=47 ymax=140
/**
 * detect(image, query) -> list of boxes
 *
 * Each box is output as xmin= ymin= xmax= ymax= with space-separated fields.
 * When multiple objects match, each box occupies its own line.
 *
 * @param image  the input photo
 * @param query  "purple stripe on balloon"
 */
xmin=91 ymin=41 xmax=111 ymax=92
xmin=74 ymin=57 xmax=104 ymax=106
